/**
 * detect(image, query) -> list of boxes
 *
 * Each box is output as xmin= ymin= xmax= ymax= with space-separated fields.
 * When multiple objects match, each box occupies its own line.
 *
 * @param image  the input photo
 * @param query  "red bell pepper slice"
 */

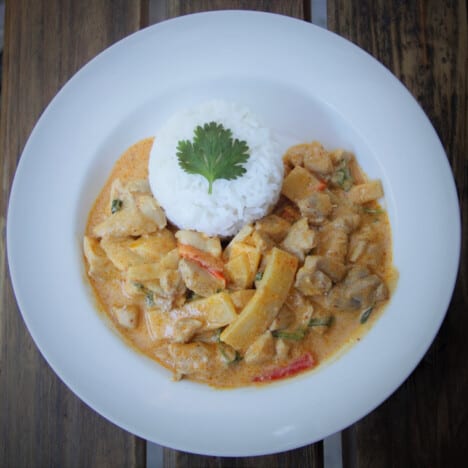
xmin=253 ymin=353 xmax=316 ymax=383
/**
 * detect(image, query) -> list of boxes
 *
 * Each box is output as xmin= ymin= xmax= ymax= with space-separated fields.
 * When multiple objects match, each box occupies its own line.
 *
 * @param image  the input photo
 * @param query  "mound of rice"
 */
xmin=148 ymin=101 xmax=283 ymax=237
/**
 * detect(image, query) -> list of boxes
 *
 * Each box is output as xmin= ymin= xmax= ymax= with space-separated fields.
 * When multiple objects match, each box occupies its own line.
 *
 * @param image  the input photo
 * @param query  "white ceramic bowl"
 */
xmin=7 ymin=11 xmax=460 ymax=456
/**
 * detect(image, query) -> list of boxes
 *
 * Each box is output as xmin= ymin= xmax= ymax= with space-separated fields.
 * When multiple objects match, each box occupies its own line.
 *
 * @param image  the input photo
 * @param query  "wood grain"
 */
xmin=151 ymin=0 xmax=308 ymax=23
xmin=328 ymin=1 xmax=467 ymax=467
xmin=0 ymin=1 xmax=148 ymax=467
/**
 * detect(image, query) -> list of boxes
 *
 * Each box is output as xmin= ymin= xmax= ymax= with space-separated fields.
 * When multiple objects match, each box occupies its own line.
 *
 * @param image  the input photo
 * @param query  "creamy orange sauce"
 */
xmin=84 ymin=138 xmax=396 ymax=388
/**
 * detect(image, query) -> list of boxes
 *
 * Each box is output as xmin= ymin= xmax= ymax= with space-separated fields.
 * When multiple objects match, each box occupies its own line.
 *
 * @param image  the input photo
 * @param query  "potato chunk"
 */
xmin=281 ymin=166 xmax=325 ymax=203
xmin=183 ymin=292 xmax=238 ymax=330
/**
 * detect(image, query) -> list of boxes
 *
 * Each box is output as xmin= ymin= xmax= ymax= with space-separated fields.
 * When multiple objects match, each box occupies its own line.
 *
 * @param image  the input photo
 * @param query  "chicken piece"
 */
xmin=126 ymin=249 xmax=181 ymax=285
xmin=95 ymin=179 xmax=163 ymax=237
xmin=93 ymin=208 xmax=158 ymax=238
xmin=297 ymin=192 xmax=333 ymax=225
xmin=348 ymin=222 xmax=388 ymax=270
xmin=255 ymin=214 xmax=291 ymax=242
xmin=83 ymin=236 xmax=114 ymax=277
xmin=328 ymin=266 xmax=388 ymax=311
xmin=283 ymin=144 xmax=306 ymax=168
xmin=112 ymin=305 xmax=139 ymax=329
xmin=283 ymin=289 xmax=315 ymax=328
xmin=269 ymin=304 xmax=295 ymax=331
xmin=126 ymin=262 xmax=161 ymax=282
xmin=179 ymin=258 xmax=225 ymax=297
xmin=167 ymin=342 xmax=214 ymax=378
xmin=145 ymin=310 xmax=201 ymax=343
xmin=302 ymin=142 xmax=334 ymax=175
xmin=175 ymin=230 xmax=222 ymax=257
xmin=145 ymin=310 xmax=168 ymax=341
xmin=141 ymin=283 xmax=174 ymax=312
xmin=274 ymin=198 xmax=302 ymax=224
xmin=280 ymin=218 xmax=316 ymax=261
xmin=128 ymin=230 xmax=176 ymax=262
xmin=316 ymin=256 xmax=347 ymax=282
xmin=244 ymin=331 xmax=275 ymax=365
xmin=135 ymin=195 xmax=167 ymax=229
xmin=171 ymin=318 xmax=203 ymax=343
xmin=317 ymin=215 xmax=360 ymax=263
xmin=249 ymin=230 xmax=276 ymax=253
xmin=100 ymin=236 xmax=145 ymax=270
xmin=295 ymin=256 xmax=333 ymax=296
xmin=332 ymin=214 xmax=361 ymax=233
xmin=318 ymin=228 xmax=348 ymax=263
xmin=348 ymin=180 xmax=384 ymax=204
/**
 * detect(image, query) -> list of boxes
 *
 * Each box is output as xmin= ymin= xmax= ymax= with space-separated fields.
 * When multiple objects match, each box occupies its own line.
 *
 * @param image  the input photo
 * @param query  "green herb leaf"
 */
xmin=272 ymin=328 xmax=307 ymax=341
xmin=111 ymin=199 xmax=123 ymax=214
xmin=331 ymin=159 xmax=353 ymax=191
xmin=308 ymin=316 xmax=334 ymax=328
xmin=177 ymin=122 xmax=250 ymax=194
xmin=145 ymin=290 xmax=155 ymax=307
xmin=255 ymin=271 xmax=264 ymax=282
xmin=360 ymin=306 xmax=374 ymax=324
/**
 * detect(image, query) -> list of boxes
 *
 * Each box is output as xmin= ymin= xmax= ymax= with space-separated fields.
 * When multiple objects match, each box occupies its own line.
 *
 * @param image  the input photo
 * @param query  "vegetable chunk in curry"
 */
xmin=84 ymin=138 xmax=395 ymax=387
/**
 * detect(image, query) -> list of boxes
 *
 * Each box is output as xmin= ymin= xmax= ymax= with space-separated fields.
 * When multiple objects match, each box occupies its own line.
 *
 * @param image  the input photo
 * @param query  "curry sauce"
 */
xmin=84 ymin=138 xmax=396 ymax=388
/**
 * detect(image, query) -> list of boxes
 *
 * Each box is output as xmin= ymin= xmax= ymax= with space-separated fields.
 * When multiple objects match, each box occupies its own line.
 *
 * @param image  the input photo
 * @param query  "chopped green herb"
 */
xmin=331 ymin=159 xmax=353 ymax=191
xmin=360 ymin=306 xmax=374 ymax=324
xmin=308 ymin=316 xmax=334 ymax=328
xmin=133 ymin=281 xmax=145 ymax=292
xmin=111 ymin=198 xmax=123 ymax=214
xmin=177 ymin=122 xmax=250 ymax=194
xmin=272 ymin=328 xmax=307 ymax=341
xmin=255 ymin=271 xmax=264 ymax=282
xmin=145 ymin=290 xmax=155 ymax=307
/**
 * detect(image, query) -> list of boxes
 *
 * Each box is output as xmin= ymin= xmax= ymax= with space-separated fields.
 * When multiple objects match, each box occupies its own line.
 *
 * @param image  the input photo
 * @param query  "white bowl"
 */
xmin=7 ymin=11 xmax=460 ymax=456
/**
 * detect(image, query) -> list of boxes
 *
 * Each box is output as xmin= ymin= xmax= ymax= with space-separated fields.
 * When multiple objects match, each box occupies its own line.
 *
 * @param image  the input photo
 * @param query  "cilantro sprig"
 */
xmin=176 ymin=122 xmax=250 ymax=194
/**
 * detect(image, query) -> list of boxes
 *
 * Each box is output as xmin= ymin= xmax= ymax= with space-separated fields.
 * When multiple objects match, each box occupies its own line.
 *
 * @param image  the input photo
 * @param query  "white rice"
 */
xmin=148 ymin=100 xmax=283 ymax=237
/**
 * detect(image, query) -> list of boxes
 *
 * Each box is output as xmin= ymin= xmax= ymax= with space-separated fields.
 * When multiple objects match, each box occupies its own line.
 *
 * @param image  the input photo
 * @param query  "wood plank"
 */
xmin=149 ymin=1 xmax=322 ymax=466
xmin=328 ymin=1 xmax=467 ymax=467
xmin=0 ymin=1 xmax=148 ymax=467
xmin=151 ymin=0 xmax=308 ymax=22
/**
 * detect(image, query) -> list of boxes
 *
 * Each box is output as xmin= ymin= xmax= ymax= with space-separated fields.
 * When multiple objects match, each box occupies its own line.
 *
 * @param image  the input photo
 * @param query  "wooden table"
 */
xmin=1 ymin=1 xmax=466 ymax=466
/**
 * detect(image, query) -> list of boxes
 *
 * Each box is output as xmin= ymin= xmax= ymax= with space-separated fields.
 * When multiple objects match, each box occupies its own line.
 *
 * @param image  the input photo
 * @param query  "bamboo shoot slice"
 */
xmin=220 ymin=248 xmax=298 ymax=352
